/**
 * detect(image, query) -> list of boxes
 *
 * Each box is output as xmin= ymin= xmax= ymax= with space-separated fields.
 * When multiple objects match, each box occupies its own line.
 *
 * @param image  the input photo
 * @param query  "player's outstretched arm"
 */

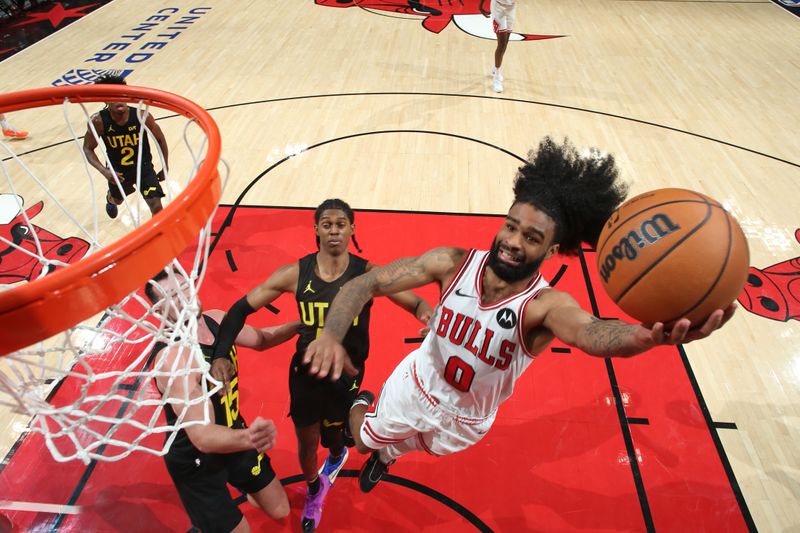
xmin=211 ymin=263 xmax=298 ymax=386
xmin=304 ymin=247 xmax=466 ymax=379
xmin=205 ymin=310 xmax=299 ymax=351
xmin=539 ymin=290 xmax=736 ymax=357
xmin=252 ymin=320 xmax=301 ymax=351
xmin=366 ymin=263 xmax=434 ymax=331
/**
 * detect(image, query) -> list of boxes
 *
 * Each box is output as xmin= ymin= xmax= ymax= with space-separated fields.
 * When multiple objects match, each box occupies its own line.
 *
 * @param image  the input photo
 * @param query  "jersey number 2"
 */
xmin=444 ymin=356 xmax=475 ymax=393
xmin=120 ymin=146 xmax=135 ymax=166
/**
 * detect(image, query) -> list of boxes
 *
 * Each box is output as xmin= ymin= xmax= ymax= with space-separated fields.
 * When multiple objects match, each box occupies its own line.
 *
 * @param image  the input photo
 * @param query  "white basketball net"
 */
xmin=0 ymin=92 xmax=228 ymax=463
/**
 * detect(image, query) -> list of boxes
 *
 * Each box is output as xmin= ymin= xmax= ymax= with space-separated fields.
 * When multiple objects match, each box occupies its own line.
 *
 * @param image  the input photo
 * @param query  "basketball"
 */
xmin=595 ymin=188 xmax=749 ymax=326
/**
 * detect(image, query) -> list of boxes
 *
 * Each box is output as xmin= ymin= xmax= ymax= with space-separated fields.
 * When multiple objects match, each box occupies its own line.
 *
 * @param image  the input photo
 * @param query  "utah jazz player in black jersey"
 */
xmin=82 ymin=74 xmax=168 ymax=220
xmin=145 ymin=269 xmax=298 ymax=533
xmin=212 ymin=198 xmax=432 ymax=533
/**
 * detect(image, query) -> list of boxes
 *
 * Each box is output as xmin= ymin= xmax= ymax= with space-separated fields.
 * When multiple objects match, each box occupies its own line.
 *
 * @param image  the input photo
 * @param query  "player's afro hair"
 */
xmin=513 ymin=136 xmax=628 ymax=255
xmin=94 ymin=73 xmax=128 ymax=85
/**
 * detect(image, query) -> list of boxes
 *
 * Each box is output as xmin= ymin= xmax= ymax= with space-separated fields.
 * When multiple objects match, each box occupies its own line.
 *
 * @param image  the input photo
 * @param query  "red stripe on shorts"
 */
xmin=364 ymin=421 xmax=404 ymax=444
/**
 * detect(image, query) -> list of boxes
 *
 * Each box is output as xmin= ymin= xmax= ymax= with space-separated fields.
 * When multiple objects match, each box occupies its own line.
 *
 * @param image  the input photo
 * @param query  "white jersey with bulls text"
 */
xmin=412 ymin=248 xmax=549 ymax=420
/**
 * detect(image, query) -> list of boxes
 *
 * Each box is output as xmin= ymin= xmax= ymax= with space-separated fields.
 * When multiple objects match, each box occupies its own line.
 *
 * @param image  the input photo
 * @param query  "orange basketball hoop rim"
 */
xmin=0 ymin=85 xmax=222 ymax=355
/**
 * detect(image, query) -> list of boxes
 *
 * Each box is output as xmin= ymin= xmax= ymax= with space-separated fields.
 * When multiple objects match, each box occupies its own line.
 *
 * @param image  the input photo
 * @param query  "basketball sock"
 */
xmin=378 ymin=449 xmax=395 ymax=464
xmin=329 ymin=450 xmax=344 ymax=462
xmin=308 ymin=476 xmax=321 ymax=495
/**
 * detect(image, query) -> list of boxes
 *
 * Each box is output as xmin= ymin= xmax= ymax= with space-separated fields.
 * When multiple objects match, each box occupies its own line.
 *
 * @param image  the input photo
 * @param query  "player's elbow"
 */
xmin=257 ymin=331 xmax=282 ymax=351
xmin=185 ymin=427 xmax=215 ymax=454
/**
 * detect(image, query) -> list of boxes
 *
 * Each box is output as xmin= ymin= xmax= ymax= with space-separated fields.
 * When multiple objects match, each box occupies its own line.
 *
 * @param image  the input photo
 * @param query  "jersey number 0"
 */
xmin=443 ymin=355 xmax=475 ymax=392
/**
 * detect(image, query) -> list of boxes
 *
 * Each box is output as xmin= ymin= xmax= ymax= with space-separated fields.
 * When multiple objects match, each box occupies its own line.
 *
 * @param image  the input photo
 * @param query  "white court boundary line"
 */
xmin=0 ymin=500 xmax=81 ymax=515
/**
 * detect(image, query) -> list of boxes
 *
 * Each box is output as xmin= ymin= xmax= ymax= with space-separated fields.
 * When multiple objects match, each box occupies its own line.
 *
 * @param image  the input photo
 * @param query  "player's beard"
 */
xmin=487 ymin=239 xmax=544 ymax=283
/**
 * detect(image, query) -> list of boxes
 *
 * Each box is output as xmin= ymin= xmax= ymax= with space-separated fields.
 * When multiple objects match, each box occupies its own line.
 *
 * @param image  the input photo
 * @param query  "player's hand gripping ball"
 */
xmin=596 ymin=188 xmax=749 ymax=326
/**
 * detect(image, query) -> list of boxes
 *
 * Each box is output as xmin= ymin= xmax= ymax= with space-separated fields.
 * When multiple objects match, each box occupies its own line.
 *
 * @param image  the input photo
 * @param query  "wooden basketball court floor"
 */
xmin=1 ymin=1 xmax=799 ymax=531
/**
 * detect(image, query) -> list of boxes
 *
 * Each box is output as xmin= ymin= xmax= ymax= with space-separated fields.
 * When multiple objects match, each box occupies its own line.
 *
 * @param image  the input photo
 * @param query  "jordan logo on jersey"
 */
xmin=436 ymin=305 xmax=515 ymax=370
xmin=303 ymin=280 xmax=315 ymax=294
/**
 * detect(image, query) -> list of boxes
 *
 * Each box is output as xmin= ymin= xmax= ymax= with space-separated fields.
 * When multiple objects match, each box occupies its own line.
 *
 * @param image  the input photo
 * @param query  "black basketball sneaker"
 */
xmin=358 ymin=451 xmax=394 ymax=493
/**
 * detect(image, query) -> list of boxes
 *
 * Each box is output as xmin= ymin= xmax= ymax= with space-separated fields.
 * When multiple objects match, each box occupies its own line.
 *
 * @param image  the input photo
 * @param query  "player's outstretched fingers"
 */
xmin=311 ymin=350 xmax=332 ymax=379
xmin=648 ymin=321 xmax=667 ymax=345
xmin=327 ymin=348 xmax=358 ymax=381
xmin=302 ymin=343 xmax=317 ymax=366
xmin=720 ymin=303 xmax=737 ymax=326
xmin=683 ymin=309 xmax=725 ymax=343
xmin=666 ymin=319 xmax=692 ymax=344
xmin=340 ymin=355 xmax=358 ymax=379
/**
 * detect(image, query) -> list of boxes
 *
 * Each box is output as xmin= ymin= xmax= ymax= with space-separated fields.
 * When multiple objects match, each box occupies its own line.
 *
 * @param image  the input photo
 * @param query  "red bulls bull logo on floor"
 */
xmin=0 ymin=194 xmax=90 ymax=284
xmin=738 ymin=229 xmax=800 ymax=322
xmin=315 ymin=0 xmax=564 ymax=42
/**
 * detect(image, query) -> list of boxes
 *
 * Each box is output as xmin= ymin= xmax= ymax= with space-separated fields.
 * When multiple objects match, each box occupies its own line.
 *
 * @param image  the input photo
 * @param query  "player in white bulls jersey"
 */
xmin=305 ymin=136 xmax=736 ymax=493
xmin=414 ymin=248 xmax=549 ymax=421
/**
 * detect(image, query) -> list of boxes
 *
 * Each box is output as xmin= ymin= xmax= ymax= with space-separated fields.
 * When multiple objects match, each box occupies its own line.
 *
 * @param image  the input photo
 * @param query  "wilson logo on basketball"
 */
xmin=599 ymin=213 xmax=680 ymax=283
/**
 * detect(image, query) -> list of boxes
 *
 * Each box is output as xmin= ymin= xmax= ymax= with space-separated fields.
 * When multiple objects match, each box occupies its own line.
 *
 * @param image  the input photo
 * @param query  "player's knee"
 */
xmin=250 ymin=487 xmax=290 ymax=520
xmin=319 ymin=424 xmax=342 ymax=449
xmin=267 ymin=498 xmax=290 ymax=520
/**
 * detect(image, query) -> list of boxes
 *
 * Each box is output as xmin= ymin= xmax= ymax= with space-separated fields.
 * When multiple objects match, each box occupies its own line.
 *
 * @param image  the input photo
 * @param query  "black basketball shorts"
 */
xmin=107 ymin=167 xmax=164 ymax=201
xmin=288 ymin=363 xmax=364 ymax=430
xmin=164 ymin=449 xmax=276 ymax=533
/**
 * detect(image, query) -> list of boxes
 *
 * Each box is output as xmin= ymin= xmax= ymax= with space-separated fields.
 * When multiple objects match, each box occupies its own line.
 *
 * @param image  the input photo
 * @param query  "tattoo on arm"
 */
xmin=581 ymin=317 xmax=644 ymax=357
xmin=324 ymin=254 xmax=438 ymax=340
xmin=323 ymin=274 xmax=376 ymax=340
xmin=375 ymin=258 xmax=427 ymax=293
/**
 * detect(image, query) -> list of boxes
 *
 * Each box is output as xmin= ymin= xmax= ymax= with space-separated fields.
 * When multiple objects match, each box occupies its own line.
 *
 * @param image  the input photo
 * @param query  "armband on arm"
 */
xmin=212 ymin=296 xmax=256 ymax=360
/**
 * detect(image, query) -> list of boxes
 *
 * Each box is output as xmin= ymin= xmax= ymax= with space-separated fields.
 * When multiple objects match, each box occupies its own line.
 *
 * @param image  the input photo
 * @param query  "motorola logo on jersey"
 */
xmin=495 ymin=308 xmax=517 ymax=329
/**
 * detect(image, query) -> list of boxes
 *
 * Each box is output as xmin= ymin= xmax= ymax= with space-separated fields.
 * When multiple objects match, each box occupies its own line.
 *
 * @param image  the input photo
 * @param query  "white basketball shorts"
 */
xmin=491 ymin=0 xmax=517 ymax=33
xmin=360 ymin=351 xmax=496 ymax=457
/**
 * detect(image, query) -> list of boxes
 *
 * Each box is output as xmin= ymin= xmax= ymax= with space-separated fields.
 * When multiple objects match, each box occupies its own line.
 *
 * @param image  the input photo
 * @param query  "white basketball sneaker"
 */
xmin=493 ymin=75 xmax=504 ymax=93
xmin=491 ymin=67 xmax=504 ymax=82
